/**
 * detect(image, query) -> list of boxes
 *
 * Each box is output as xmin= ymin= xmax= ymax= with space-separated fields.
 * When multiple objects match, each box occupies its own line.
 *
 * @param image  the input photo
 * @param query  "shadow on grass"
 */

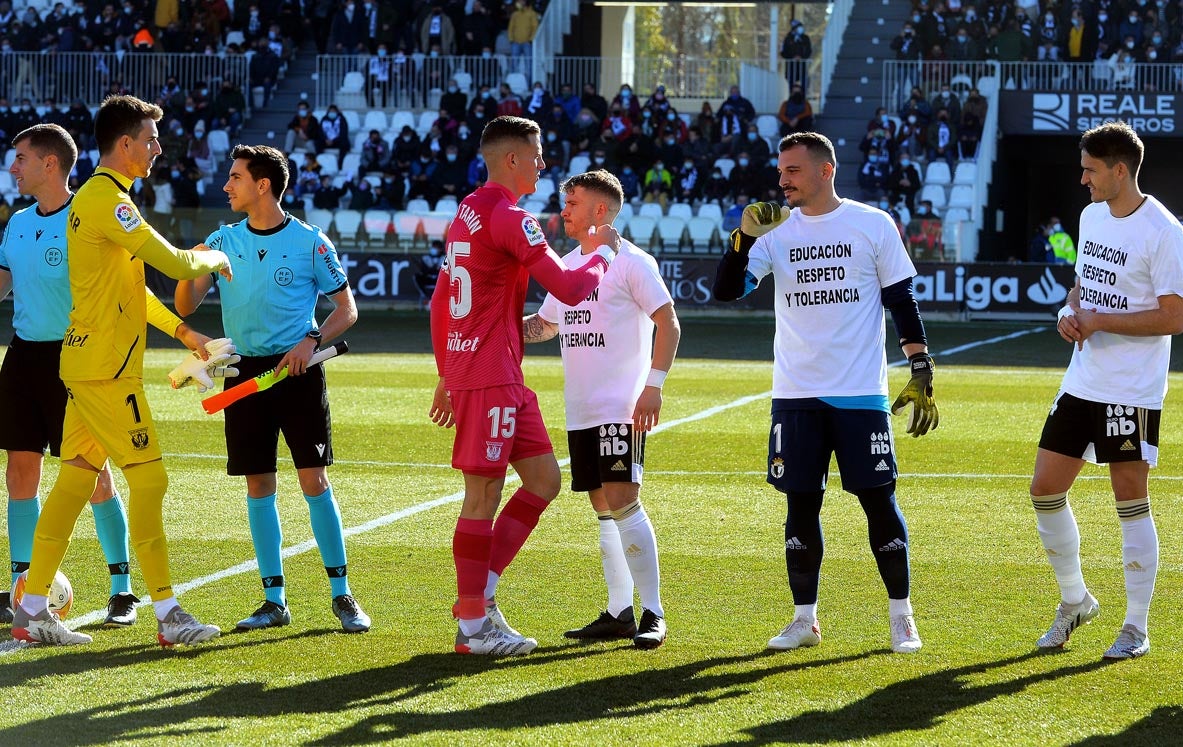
xmin=0 ymin=647 xmax=881 ymax=745
xmin=710 ymin=650 xmax=1110 ymax=745
xmin=1069 ymin=705 xmax=1183 ymax=746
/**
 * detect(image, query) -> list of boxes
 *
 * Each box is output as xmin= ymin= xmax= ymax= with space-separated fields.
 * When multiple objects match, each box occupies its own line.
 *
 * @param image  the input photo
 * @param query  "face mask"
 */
xmin=170 ymin=169 xmax=181 ymax=179
xmin=284 ymin=194 xmax=295 ymax=203
xmin=1153 ymin=35 xmax=1162 ymax=44
xmin=747 ymin=132 xmax=757 ymax=141
xmin=329 ymin=112 xmax=340 ymax=120
xmin=738 ymin=158 xmax=749 ymax=167
xmin=250 ymin=10 xmax=258 ymax=16
xmin=420 ymin=157 xmax=430 ymax=164
xmin=768 ymin=159 xmax=778 ymax=168
xmin=880 ymin=115 xmax=889 ymax=125
xmin=908 ymin=115 xmax=917 ymax=124
xmin=654 ymin=164 xmax=664 ymax=171
xmin=475 ymin=112 xmax=484 ymax=119
xmin=298 ymin=108 xmax=308 ymax=116
xmin=667 ymin=113 xmax=675 ymax=121
xmin=173 ymin=127 xmax=183 ymax=136
xmin=642 ymin=111 xmax=651 ymax=118
xmin=916 ymin=207 xmax=928 ymax=215
xmin=901 ymin=159 xmax=910 ymax=167
xmin=482 ymin=51 xmax=492 ymax=58
xmin=912 ymin=14 xmax=920 ymax=22
xmin=712 ymin=172 xmax=723 ymax=179
xmin=21 ymin=105 xmax=31 ymax=112
xmin=593 ymin=157 xmax=605 ymax=165
xmin=1098 ymin=13 xmax=1108 ymax=22
xmin=879 ymin=201 xmax=890 ymax=210
xmin=621 ymin=89 xmax=631 ymax=97
xmin=941 ymin=90 xmax=950 ymax=98
xmin=429 ymin=51 xmax=438 ymax=57
xmin=683 ymin=162 xmax=693 ymax=170
xmin=966 ymin=11 xmax=975 ymax=20
xmin=957 ymin=34 xmax=967 ymax=41
xmin=1129 ymin=15 xmax=1139 ymax=22
xmin=402 ymin=135 xmax=412 ymax=142
xmin=448 ymin=86 xmax=457 ymax=93
xmin=1053 ymin=223 xmax=1063 ymax=232
xmin=1127 ymin=40 xmax=1135 ymax=48
xmin=623 ymin=167 xmax=632 ymax=175
xmin=459 ymin=128 xmax=469 ymax=137
xmin=377 ymin=48 xmax=387 ymax=56
xmin=546 ymin=133 xmax=556 ymax=142
xmin=446 ymin=153 xmax=457 ymax=162
xmin=1149 ymin=50 xmax=1158 ymax=59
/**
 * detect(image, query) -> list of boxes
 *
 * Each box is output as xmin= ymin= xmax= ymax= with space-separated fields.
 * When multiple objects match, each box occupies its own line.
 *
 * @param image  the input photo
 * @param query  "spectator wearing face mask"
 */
xmin=1117 ymin=8 xmax=1144 ymax=49
xmin=701 ymin=167 xmax=730 ymax=205
xmin=718 ymin=85 xmax=756 ymax=127
xmin=440 ymin=77 xmax=468 ymax=120
xmin=926 ymin=107 xmax=958 ymax=168
xmin=415 ymin=240 xmax=446 ymax=303
xmin=285 ymin=103 xmax=324 ymax=154
xmin=778 ymin=84 xmax=814 ymax=136
xmin=507 ymin=0 xmax=538 ymax=76
xmin=367 ymin=45 xmax=394 ymax=108
xmin=887 ymin=152 xmax=922 ymax=212
xmin=1028 ymin=221 xmax=1054 ymax=263
xmin=948 ymin=24 xmax=983 ymax=60
xmin=321 ymin=105 xmax=350 ymax=169
xmin=929 ymin=84 xmax=961 ymax=125
xmin=313 ymin=173 xmax=352 ymax=210
xmin=857 ymin=148 xmax=891 ymax=199
xmin=732 ymin=123 xmax=769 ymax=163
xmin=360 ymin=129 xmax=391 ymax=174
xmin=407 ymin=148 xmax=439 ymax=205
xmin=330 ymin=0 xmax=368 ymax=53
xmin=655 ymin=133 xmax=684 ymax=177
xmin=570 ymin=107 xmax=600 ymax=155
xmin=675 ymin=159 xmax=699 ymax=202
xmin=524 ymin=81 xmax=553 ymax=121
xmin=727 ymin=151 xmax=761 ymax=200
xmin=610 ymin=84 xmax=642 ymax=122
xmin=644 ymin=84 xmax=671 ymax=116
xmin=540 ymin=128 xmax=566 ymax=186
xmin=891 ymin=22 xmax=923 ymax=61
xmin=1065 ymin=9 xmax=1098 ymax=63
xmin=657 ymin=108 xmax=688 ymax=144
xmin=780 ymin=19 xmax=813 ymax=90
xmin=899 ymin=87 xmax=933 ymax=131
xmin=643 ymin=160 xmax=673 ymax=210
xmin=1047 ymin=217 xmax=1076 ymax=265
xmin=1036 ymin=9 xmax=1062 ymax=60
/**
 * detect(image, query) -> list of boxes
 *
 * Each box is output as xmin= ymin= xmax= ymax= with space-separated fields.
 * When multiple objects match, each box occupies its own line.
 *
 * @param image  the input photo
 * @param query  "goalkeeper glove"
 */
xmin=890 ymin=353 xmax=939 ymax=437
xmin=168 ymin=338 xmax=241 ymax=393
xmin=739 ymin=202 xmax=790 ymax=240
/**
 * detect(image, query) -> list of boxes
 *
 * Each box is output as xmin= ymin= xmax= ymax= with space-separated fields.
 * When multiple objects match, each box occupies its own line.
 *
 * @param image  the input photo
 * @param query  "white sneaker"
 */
xmin=455 ymin=618 xmax=538 ymax=655
xmin=1102 ymin=624 xmax=1149 ymax=660
xmin=157 ymin=607 xmax=221 ymax=647
xmin=1037 ymin=592 xmax=1100 ymax=649
xmin=485 ymin=597 xmax=523 ymax=638
xmin=768 ymin=617 xmax=821 ymax=650
xmin=890 ymin=613 xmax=922 ymax=653
xmin=11 ymin=605 xmax=92 ymax=646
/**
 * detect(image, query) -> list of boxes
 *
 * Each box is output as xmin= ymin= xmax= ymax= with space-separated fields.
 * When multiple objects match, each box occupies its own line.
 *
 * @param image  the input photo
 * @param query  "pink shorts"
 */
xmin=450 ymin=384 xmax=553 ymax=478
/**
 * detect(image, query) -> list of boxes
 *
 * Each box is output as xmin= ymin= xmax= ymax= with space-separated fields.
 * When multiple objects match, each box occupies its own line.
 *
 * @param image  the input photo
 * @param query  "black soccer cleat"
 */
xmin=0 ymin=592 xmax=12 ymax=625
xmin=236 ymin=600 xmax=292 ymax=630
xmin=103 ymin=592 xmax=141 ymax=627
xmin=633 ymin=608 xmax=667 ymax=650
xmin=563 ymin=607 xmax=637 ymax=640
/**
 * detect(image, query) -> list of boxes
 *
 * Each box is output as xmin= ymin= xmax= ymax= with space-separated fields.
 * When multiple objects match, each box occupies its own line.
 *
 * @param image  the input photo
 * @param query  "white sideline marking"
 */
xmin=11 ymin=328 xmax=1037 ymax=643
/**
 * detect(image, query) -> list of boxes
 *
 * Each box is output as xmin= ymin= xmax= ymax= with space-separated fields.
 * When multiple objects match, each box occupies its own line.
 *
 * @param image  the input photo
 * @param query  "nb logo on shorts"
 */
xmin=1106 ymin=405 xmax=1136 ymax=438
xmin=599 ymin=437 xmax=628 ymax=457
xmin=869 ymin=432 xmax=891 ymax=455
xmin=129 ymin=428 xmax=150 ymax=450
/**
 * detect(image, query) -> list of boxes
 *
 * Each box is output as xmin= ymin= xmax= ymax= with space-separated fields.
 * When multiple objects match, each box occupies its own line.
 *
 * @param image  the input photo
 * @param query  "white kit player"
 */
xmin=713 ymin=131 xmax=939 ymax=654
xmin=523 ymin=170 xmax=680 ymax=649
xmin=1034 ymin=121 xmax=1183 ymax=660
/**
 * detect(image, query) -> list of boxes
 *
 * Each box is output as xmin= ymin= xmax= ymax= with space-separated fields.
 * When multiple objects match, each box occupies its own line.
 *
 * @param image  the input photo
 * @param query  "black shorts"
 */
xmin=0 ymin=336 xmax=67 ymax=456
xmin=767 ymin=401 xmax=897 ymax=494
xmin=223 ymin=353 xmax=333 ymax=476
xmin=567 ymin=423 xmax=646 ymax=493
xmin=1039 ymin=391 xmax=1161 ymax=466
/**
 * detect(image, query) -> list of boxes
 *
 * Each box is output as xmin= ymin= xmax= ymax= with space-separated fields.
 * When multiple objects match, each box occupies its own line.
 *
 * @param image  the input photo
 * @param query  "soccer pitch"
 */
xmin=1 ymin=311 xmax=1181 ymax=746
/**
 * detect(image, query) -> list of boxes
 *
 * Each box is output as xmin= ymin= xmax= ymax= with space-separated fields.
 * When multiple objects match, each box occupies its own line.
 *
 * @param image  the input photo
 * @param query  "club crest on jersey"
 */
xmin=129 ymin=428 xmax=150 ymax=450
xmin=521 ymin=215 xmax=545 ymax=246
xmin=44 ymin=247 xmax=63 ymax=266
xmin=485 ymin=441 xmax=503 ymax=461
xmin=114 ymin=203 xmax=141 ymax=233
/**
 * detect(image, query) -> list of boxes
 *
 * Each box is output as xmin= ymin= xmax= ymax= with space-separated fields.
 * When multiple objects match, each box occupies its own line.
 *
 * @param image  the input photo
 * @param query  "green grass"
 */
xmin=1 ymin=312 xmax=1182 ymax=745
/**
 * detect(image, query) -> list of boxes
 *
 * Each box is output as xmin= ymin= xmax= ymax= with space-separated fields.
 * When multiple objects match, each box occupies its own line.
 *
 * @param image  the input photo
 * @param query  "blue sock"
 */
xmin=90 ymin=495 xmax=132 ymax=596
xmin=305 ymin=487 xmax=350 ymax=598
xmin=247 ymin=494 xmax=286 ymax=606
xmin=8 ymin=497 xmax=41 ymax=588
xmin=857 ymin=482 xmax=911 ymax=600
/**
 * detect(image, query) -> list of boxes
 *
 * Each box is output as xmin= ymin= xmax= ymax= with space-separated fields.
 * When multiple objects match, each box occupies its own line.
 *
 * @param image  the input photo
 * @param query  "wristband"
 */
xmin=645 ymin=369 xmax=667 ymax=389
xmin=1057 ymin=306 xmax=1074 ymax=321
xmin=595 ymin=245 xmax=614 ymax=265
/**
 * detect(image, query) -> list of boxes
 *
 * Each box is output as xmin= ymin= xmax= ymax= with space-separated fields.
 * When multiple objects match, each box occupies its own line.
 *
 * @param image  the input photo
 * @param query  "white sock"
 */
xmin=597 ymin=512 xmax=634 ymax=618
xmin=889 ymin=597 xmax=913 ymax=616
xmin=614 ymin=503 xmax=663 ymax=618
xmin=483 ymin=571 xmax=499 ymax=601
xmin=458 ymin=615 xmax=488 ymax=636
xmin=794 ymin=603 xmax=817 ymax=622
xmin=1032 ymin=493 xmax=1088 ymax=605
xmin=153 ymin=596 xmax=180 ymax=621
xmin=21 ymin=593 xmax=48 ymax=616
xmin=1118 ymin=499 xmax=1158 ymax=633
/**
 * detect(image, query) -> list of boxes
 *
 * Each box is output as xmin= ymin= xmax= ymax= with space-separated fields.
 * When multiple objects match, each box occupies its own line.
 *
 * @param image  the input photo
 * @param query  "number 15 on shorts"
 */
xmin=488 ymin=406 xmax=516 ymax=438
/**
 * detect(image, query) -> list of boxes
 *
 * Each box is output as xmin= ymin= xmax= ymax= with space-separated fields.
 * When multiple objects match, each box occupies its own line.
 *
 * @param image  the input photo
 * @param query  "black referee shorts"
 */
xmin=223 ymin=353 xmax=333 ymax=476
xmin=0 ymin=336 xmax=67 ymax=456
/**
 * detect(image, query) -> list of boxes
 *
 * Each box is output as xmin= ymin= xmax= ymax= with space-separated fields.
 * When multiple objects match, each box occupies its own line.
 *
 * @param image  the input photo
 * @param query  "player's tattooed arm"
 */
xmin=522 ymin=313 xmax=558 ymax=343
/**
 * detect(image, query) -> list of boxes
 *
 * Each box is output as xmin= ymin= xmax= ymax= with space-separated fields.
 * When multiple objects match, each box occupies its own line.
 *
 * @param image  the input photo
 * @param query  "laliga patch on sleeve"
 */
xmin=114 ymin=202 xmax=142 ymax=233
xmin=521 ymin=215 xmax=545 ymax=246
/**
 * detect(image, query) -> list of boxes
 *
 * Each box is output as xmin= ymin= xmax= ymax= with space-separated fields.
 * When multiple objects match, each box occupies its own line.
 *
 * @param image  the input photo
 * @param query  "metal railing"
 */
xmin=997 ymin=60 xmax=1183 ymax=92
xmin=818 ymin=0 xmax=853 ymax=113
xmin=0 ymin=51 xmax=249 ymax=113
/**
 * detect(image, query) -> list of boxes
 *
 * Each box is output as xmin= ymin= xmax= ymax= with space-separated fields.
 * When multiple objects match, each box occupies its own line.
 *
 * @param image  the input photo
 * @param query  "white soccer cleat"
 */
xmin=1037 ymin=592 xmax=1100 ymax=649
xmin=1102 ymin=624 xmax=1149 ymax=660
xmin=11 ymin=605 xmax=92 ymax=646
xmin=768 ymin=617 xmax=821 ymax=650
xmin=485 ymin=597 xmax=523 ymax=638
xmin=454 ymin=618 xmax=538 ymax=655
xmin=157 ymin=607 xmax=221 ymax=647
xmin=890 ymin=613 xmax=923 ymax=653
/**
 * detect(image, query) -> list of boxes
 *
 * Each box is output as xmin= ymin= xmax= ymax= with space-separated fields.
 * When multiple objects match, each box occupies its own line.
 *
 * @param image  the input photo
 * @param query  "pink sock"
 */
xmin=453 ymin=518 xmax=493 ymax=620
xmin=489 ymin=489 xmax=548 ymax=577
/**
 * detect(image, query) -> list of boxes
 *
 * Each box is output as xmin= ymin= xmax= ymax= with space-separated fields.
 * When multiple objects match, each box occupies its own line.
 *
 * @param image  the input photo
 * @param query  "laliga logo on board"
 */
xmin=1032 ymin=93 xmax=1071 ymax=132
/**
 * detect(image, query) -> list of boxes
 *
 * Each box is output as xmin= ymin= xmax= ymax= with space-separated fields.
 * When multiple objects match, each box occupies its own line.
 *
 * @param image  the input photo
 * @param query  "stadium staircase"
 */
xmin=819 ymin=0 xmax=911 ymax=197
xmin=199 ymin=42 xmax=322 ymax=208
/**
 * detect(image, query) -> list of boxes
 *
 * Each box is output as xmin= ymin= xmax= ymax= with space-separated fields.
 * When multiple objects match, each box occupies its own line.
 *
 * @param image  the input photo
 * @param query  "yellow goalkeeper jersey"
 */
xmin=62 ymin=166 xmax=225 ymax=381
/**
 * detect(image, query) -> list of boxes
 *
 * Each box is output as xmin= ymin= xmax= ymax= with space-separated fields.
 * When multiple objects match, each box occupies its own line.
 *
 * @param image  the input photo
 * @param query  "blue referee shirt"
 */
xmin=0 ymin=199 xmax=73 ymax=341
xmin=205 ymin=214 xmax=349 ymax=357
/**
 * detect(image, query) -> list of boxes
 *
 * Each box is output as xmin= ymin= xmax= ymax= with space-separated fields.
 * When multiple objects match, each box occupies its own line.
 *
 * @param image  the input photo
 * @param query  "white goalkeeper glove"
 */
xmin=168 ymin=337 xmax=241 ymax=393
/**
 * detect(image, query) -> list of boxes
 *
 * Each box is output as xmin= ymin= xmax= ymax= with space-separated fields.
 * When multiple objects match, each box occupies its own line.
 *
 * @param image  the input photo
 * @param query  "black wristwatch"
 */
xmin=305 ymin=328 xmax=322 ymax=348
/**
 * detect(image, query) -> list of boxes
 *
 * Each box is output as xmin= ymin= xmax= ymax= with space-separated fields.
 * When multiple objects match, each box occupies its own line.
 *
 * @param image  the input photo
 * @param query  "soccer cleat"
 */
xmin=452 ymin=597 xmax=523 ymax=637
xmin=235 ymin=600 xmax=291 ymax=630
xmin=768 ymin=617 xmax=821 ymax=650
xmin=564 ymin=608 xmax=637 ymax=640
xmin=634 ymin=608 xmax=667 ymax=649
xmin=11 ymin=604 xmax=92 ymax=646
xmin=1037 ymin=593 xmax=1100 ymax=649
xmin=455 ymin=618 xmax=538 ymax=655
xmin=1103 ymin=624 xmax=1150 ymax=660
xmin=157 ymin=607 xmax=221 ymax=647
xmin=0 ymin=592 xmax=12 ymax=624
xmin=104 ymin=592 xmax=140 ymax=627
xmin=890 ymin=613 xmax=922 ymax=653
xmin=332 ymin=594 xmax=371 ymax=633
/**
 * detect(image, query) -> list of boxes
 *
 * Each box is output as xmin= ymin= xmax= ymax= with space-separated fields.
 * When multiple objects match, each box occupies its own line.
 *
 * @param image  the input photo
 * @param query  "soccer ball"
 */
xmin=11 ymin=570 xmax=74 ymax=619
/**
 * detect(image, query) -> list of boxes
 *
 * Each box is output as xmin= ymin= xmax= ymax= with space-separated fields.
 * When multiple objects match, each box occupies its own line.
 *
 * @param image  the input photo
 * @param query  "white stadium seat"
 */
xmin=638 ymin=202 xmax=664 ymax=220
xmin=925 ymin=161 xmax=951 ymax=186
xmin=919 ymin=183 xmax=947 ymax=212
xmin=656 ymin=215 xmax=686 ymax=252
xmin=668 ymin=202 xmax=694 ymax=221
xmin=953 ymin=162 xmax=977 ymax=185
xmin=333 ymin=209 xmax=362 ymax=246
xmin=686 ymin=216 xmax=717 ymax=253
xmin=625 ymin=215 xmax=656 ymax=248
xmin=947 ymin=185 xmax=975 ymax=210
xmin=697 ymin=203 xmax=723 ymax=222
